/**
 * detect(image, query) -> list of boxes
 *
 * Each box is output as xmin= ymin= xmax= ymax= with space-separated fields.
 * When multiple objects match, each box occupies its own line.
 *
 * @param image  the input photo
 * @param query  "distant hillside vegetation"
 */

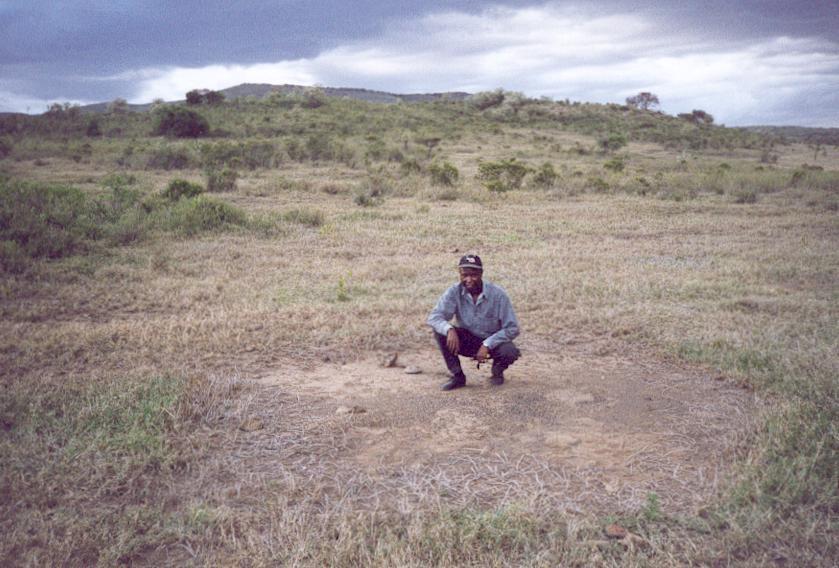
xmin=0 ymin=85 xmax=805 ymax=154
xmin=743 ymin=125 xmax=839 ymax=146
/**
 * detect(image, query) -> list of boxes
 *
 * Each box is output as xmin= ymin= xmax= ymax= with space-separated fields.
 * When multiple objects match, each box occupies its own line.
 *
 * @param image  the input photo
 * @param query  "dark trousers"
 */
xmin=434 ymin=328 xmax=520 ymax=378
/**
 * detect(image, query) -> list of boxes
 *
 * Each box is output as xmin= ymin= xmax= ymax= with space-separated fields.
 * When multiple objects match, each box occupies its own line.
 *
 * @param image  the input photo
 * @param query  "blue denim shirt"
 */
xmin=427 ymin=281 xmax=520 ymax=349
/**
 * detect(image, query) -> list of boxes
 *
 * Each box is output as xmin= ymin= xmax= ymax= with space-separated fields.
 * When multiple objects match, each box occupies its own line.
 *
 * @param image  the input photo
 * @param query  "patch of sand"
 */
xmin=253 ymin=335 xmax=753 ymax=512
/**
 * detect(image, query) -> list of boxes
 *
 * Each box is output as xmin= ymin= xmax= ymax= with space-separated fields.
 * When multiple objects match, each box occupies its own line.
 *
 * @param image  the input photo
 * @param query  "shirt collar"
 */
xmin=460 ymin=283 xmax=487 ymax=303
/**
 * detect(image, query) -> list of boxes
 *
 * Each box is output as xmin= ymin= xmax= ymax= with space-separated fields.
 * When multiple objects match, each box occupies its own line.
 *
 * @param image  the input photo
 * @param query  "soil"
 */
xmin=242 ymin=332 xmax=755 ymax=514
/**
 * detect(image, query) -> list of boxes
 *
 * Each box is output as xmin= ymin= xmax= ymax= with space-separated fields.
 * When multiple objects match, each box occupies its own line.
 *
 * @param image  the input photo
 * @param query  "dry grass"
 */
xmin=1 ymin=119 xmax=837 ymax=565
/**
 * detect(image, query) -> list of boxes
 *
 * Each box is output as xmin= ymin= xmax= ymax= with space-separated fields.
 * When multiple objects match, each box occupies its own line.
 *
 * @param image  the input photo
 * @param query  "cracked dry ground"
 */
xmin=213 ymin=332 xmax=755 ymax=518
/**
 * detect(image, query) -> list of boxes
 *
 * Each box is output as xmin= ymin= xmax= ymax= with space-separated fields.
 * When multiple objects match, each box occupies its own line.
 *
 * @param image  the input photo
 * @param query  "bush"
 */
xmin=733 ymin=188 xmax=758 ymax=204
xmin=153 ymin=107 xmax=209 ymax=138
xmin=206 ymin=167 xmax=237 ymax=192
xmin=282 ymin=208 xmax=324 ymax=227
xmin=469 ymin=89 xmax=506 ymax=111
xmin=531 ymin=162 xmax=557 ymax=189
xmin=353 ymin=175 xmax=390 ymax=207
xmin=0 ymin=138 xmax=11 ymax=159
xmin=400 ymin=159 xmax=422 ymax=176
xmin=0 ymin=239 xmax=28 ymax=273
xmin=0 ymin=179 xmax=96 ymax=259
xmin=476 ymin=159 xmax=528 ymax=192
xmin=429 ymin=162 xmax=459 ymax=186
xmin=164 ymin=196 xmax=247 ymax=235
xmin=604 ymin=156 xmax=626 ymax=172
xmin=146 ymin=146 xmax=193 ymax=170
xmin=162 ymin=179 xmax=204 ymax=201
xmin=599 ymin=132 xmax=627 ymax=153
xmin=85 ymin=119 xmax=102 ymax=138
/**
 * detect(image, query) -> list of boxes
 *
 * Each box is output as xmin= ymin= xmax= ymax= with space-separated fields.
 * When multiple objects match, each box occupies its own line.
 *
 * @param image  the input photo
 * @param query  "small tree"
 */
xmin=469 ymin=89 xmax=506 ymax=111
xmin=204 ymin=90 xmax=225 ymax=105
xmin=153 ymin=107 xmax=209 ymax=138
xmin=186 ymin=90 xmax=204 ymax=105
xmin=678 ymin=110 xmax=714 ymax=125
xmin=108 ymin=98 xmax=129 ymax=114
xmin=85 ymin=118 xmax=102 ymax=137
xmin=626 ymin=92 xmax=660 ymax=111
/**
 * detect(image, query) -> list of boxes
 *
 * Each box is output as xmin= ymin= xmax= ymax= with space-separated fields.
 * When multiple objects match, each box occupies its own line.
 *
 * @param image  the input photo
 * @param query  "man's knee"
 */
xmin=492 ymin=342 xmax=520 ymax=364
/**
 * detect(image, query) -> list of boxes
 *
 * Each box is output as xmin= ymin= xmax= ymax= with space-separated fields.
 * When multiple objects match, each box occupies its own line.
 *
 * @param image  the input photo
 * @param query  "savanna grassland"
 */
xmin=1 ymin=90 xmax=837 ymax=566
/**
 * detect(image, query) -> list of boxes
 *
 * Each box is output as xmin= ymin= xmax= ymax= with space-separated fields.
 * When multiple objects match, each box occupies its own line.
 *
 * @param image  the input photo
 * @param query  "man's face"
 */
xmin=459 ymin=267 xmax=483 ymax=293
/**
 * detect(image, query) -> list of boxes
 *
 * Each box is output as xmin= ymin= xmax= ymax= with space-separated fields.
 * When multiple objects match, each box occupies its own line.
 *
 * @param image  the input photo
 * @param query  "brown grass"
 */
xmin=1 ymin=126 xmax=837 ymax=565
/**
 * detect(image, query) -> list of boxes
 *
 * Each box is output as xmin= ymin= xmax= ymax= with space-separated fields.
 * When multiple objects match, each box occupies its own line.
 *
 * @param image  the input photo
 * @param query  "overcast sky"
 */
xmin=2 ymin=1 xmax=838 ymax=126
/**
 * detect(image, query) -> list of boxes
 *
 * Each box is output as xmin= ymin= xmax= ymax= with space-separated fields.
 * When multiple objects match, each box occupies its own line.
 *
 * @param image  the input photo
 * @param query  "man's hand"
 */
xmin=476 ymin=345 xmax=490 ymax=363
xmin=446 ymin=328 xmax=460 ymax=355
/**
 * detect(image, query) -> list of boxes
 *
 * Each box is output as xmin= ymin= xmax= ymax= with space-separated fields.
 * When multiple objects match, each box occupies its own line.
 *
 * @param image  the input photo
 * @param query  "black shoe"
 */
xmin=441 ymin=373 xmax=466 ymax=391
xmin=489 ymin=372 xmax=504 ymax=386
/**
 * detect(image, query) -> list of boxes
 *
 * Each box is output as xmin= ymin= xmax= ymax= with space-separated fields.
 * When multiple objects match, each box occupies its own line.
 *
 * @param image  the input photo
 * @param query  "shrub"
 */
xmin=586 ymin=176 xmax=610 ymax=193
xmin=206 ymin=167 xmax=237 ymax=192
xmin=165 ymin=196 xmax=247 ymax=235
xmin=282 ymin=208 xmax=324 ymax=227
xmin=0 ymin=239 xmax=28 ymax=274
xmin=153 ymin=107 xmax=209 ymax=138
xmin=476 ymin=159 xmax=528 ymax=192
xmin=599 ymin=132 xmax=627 ymax=153
xmin=85 ymin=119 xmax=102 ymax=138
xmin=0 ymin=179 xmax=95 ymax=260
xmin=162 ymin=179 xmax=204 ymax=201
xmin=604 ymin=156 xmax=626 ymax=172
xmin=469 ymin=89 xmax=506 ymax=111
xmin=400 ymin=159 xmax=422 ymax=176
xmin=353 ymin=175 xmax=390 ymax=207
xmin=146 ymin=146 xmax=193 ymax=170
xmin=429 ymin=162 xmax=459 ymax=186
xmin=733 ymin=188 xmax=758 ymax=204
xmin=531 ymin=162 xmax=558 ymax=189
xmin=0 ymin=138 xmax=11 ymax=159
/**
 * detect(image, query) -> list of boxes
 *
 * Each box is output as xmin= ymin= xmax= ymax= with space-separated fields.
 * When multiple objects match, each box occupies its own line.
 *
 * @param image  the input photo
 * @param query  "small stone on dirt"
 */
xmin=379 ymin=352 xmax=399 ymax=368
xmin=239 ymin=417 xmax=265 ymax=432
xmin=404 ymin=366 xmax=422 ymax=375
xmin=336 ymin=405 xmax=367 ymax=415
xmin=605 ymin=524 xmax=628 ymax=539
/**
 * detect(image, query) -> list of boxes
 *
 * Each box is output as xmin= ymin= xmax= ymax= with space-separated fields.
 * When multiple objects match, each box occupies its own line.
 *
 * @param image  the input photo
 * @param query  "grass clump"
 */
xmin=281 ymin=207 xmax=325 ymax=227
xmin=353 ymin=173 xmax=390 ymax=206
xmin=0 ymin=178 xmax=98 ymax=261
xmin=206 ymin=167 xmax=238 ymax=192
xmin=530 ymin=162 xmax=558 ymax=189
xmin=157 ymin=195 xmax=248 ymax=236
xmin=161 ymin=178 xmax=204 ymax=201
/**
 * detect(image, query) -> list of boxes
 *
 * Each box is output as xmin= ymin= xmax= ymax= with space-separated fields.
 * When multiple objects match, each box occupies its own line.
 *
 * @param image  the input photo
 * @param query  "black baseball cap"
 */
xmin=458 ymin=254 xmax=483 ymax=270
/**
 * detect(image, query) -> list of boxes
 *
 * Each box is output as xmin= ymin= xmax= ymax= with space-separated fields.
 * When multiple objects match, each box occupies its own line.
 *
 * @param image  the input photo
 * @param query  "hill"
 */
xmin=75 ymin=83 xmax=472 ymax=114
xmin=743 ymin=125 xmax=839 ymax=146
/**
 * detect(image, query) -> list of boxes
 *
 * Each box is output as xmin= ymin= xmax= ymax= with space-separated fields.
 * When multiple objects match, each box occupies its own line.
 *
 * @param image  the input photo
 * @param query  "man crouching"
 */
xmin=427 ymin=254 xmax=521 ymax=391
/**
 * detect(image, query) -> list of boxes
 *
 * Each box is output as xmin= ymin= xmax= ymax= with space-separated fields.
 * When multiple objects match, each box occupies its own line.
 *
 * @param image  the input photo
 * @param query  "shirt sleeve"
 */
xmin=482 ymin=290 xmax=520 ymax=349
xmin=427 ymin=285 xmax=457 ymax=336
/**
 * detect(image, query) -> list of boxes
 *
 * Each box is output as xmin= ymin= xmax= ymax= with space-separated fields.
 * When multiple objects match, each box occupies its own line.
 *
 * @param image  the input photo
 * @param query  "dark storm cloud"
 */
xmin=1 ymin=1 xmax=838 ymax=125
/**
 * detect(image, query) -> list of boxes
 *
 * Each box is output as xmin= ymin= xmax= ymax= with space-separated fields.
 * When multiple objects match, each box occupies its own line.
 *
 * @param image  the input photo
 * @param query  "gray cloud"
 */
xmin=2 ymin=1 xmax=838 ymax=125
xmin=123 ymin=4 xmax=839 ymax=126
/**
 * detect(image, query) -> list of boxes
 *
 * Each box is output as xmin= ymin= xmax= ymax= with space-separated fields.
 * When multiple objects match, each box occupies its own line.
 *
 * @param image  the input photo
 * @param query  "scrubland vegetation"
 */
xmin=1 ymin=89 xmax=837 ymax=565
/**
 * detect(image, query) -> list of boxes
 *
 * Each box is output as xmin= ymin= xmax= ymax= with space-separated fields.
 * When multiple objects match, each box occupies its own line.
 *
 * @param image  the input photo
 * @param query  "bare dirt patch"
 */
xmin=246 ymin=334 xmax=754 ymax=514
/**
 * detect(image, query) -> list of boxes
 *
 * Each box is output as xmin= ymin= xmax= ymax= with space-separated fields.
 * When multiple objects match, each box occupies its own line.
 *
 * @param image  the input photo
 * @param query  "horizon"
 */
xmin=2 ymin=1 xmax=838 ymax=127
